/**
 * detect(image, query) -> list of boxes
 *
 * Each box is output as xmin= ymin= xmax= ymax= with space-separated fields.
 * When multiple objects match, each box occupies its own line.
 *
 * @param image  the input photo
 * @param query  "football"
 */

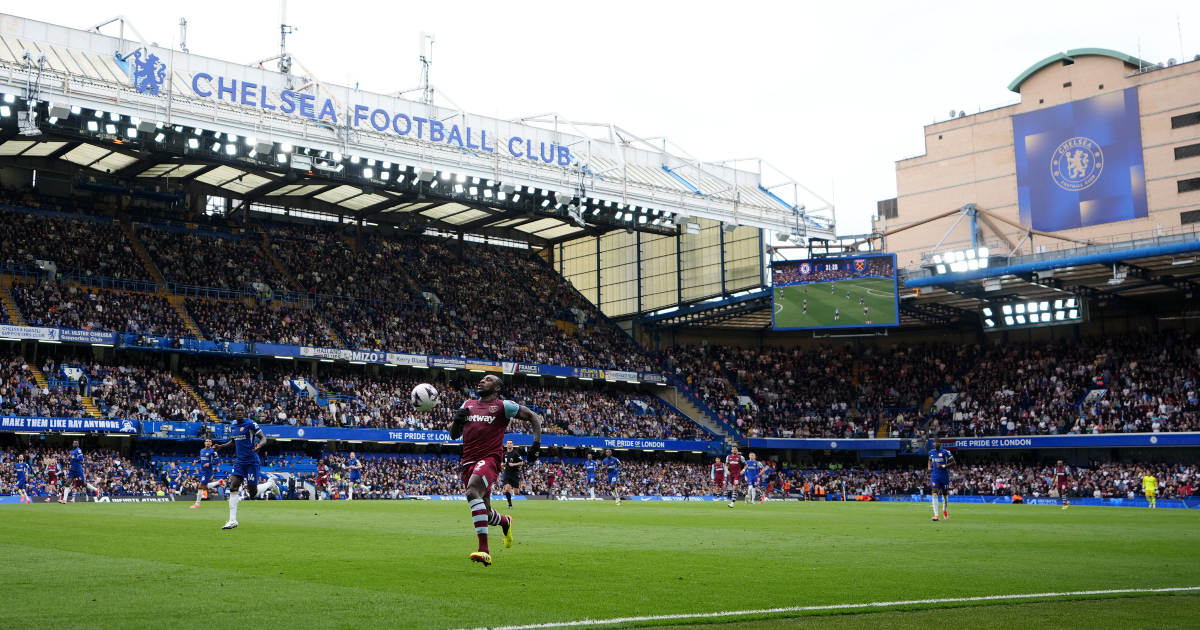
xmin=411 ymin=383 xmax=440 ymax=412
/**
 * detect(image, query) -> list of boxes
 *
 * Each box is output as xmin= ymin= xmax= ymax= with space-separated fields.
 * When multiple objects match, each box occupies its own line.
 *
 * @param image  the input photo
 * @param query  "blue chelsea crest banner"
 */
xmin=1013 ymin=87 xmax=1147 ymax=231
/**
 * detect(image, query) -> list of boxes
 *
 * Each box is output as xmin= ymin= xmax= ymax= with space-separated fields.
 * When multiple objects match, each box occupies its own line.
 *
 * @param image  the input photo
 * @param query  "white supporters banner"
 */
xmin=0 ymin=325 xmax=58 ymax=341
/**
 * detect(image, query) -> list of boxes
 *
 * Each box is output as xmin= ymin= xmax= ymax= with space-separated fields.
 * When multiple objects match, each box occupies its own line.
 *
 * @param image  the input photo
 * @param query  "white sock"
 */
xmin=87 ymin=483 xmax=98 ymax=493
xmin=257 ymin=482 xmax=272 ymax=496
xmin=64 ymin=488 xmax=71 ymax=501
xmin=589 ymin=487 xmax=594 ymax=499
xmin=207 ymin=482 xmax=219 ymax=490
xmin=931 ymin=494 xmax=939 ymax=516
xmin=348 ymin=485 xmax=353 ymax=501
xmin=229 ymin=493 xmax=240 ymax=522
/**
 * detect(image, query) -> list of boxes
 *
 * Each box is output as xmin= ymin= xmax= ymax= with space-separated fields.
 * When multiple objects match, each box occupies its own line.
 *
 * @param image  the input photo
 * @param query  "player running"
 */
xmin=212 ymin=404 xmax=267 ymax=530
xmin=1143 ymin=471 xmax=1157 ymax=508
xmin=834 ymin=308 xmax=840 ymax=321
xmin=846 ymin=290 xmax=851 ymax=300
xmin=743 ymin=452 xmax=764 ymax=504
xmin=725 ymin=447 xmax=745 ymax=508
xmin=347 ymin=452 xmax=361 ymax=500
xmin=1054 ymin=460 xmax=1071 ymax=509
xmin=501 ymin=440 xmax=524 ymax=508
xmin=928 ymin=439 xmax=954 ymax=521
xmin=62 ymin=440 xmax=99 ymax=503
xmin=191 ymin=439 xmax=222 ymax=508
xmin=450 ymin=374 xmax=542 ymax=567
xmin=601 ymin=449 xmax=622 ymax=505
xmin=14 ymin=454 xmax=32 ymax=503
xmin=583 ymin=452 xmax=599 ymax=499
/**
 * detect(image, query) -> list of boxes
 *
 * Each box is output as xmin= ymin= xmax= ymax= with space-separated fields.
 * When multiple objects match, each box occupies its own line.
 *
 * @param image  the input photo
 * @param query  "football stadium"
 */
xmin=1 ymin=6 xmax=1199 ymax=630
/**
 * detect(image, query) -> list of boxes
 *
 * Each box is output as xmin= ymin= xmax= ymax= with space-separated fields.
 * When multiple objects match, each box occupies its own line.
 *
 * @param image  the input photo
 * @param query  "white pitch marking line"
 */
xmin=468 ymin=586 xmax=1200 ymax=630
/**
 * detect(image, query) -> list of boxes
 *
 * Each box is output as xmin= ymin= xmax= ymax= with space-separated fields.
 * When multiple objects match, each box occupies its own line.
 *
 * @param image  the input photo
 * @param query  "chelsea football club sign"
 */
xmin=1013 ymin=88 xmax=1147 ymax=231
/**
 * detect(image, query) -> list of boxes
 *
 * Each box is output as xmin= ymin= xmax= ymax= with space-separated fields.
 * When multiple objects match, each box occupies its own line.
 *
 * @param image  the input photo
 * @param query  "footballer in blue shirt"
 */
xmin=14 ymin=454 xmax=32 ymax=503
xmin=601 ymin=449 xmax=622 ymax=505
xmin=743 ymin=453 xmax=765 ymax=504
xmin=61 ymin=440 xmax=99 ymax=503
xmin=928 ymin=439 xmax=955 ymax=521
xmin=347 ymin=452 xmax=362 ymax=501
xmin=583 ymin=453 xmax=599 ymax=500
xmin=212 ymin=404 xmax=266 ymax=529
xmin=191 ymin=439 xmax=222 ymax=508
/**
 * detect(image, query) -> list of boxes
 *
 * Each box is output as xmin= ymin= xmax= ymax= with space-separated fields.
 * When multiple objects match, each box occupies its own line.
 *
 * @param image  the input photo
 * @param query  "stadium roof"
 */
xmin=0 ymin=12 xmax=836 ymax=245
xmin=1007 ymin=48 xmax=1154 ymax=93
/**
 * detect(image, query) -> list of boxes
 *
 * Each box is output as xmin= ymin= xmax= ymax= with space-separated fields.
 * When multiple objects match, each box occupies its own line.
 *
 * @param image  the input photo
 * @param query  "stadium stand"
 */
xmin=185 ymin=298 xmax=335 ymax=346
xmin=0 ymin=205 xmax=150 ymax=282
xmin=10 ymin=282 xmax=186 ymax=336
xmin=139 ymin=227 xmax=290 ymax=291
xmin=0 ymin=353 xmax=88 ymax=418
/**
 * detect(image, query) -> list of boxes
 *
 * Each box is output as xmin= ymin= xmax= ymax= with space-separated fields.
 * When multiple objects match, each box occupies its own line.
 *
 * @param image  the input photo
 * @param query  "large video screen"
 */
xmin=771 ymin=254 xmax=899 ymax=331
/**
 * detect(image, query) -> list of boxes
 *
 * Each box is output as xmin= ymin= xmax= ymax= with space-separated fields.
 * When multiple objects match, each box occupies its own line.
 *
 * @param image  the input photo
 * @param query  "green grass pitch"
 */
xmin=1 ymin=501 xmax=1197 ymax=630
xmin=773 ymin=278 xmax=898 ymax=330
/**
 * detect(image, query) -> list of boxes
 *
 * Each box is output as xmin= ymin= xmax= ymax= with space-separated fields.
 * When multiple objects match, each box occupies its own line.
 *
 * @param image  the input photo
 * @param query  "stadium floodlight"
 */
xmin=279 ymin=143 xmax=292 ymax=153
xmin=380 ymin=171 xmax=390 ymax=180
xmin=1004 ymin=316 xmax=1015 ymax=325
xmin=126 ymin=127 xmax=137 ymax=138
xmin=87 ymin=120 xmax=98 ymax=131
xmin=367 ymin=159 xmax=376 ymax=166
xmin=981 ymin=308 xmax=992 ymax=317
xmin=154 ymin=133 xmax=165 ymax=142
xmin=363 ymin=168 xmax=374 ymax=179
xmin=929 ymin=246 xmax=992 ymax=274
xmin=188 ymin=138 xmax=199 ymax=149
xmin=109 ymin=112 xmax=120 ymax=121
xmin=982 ymin=294 xmax=1086 ymax=331
xmin=984 ymin=319 xmax=995 ymax=327
xmin=210 ymin=142 xmax=221 ymax=152
xmin=469 ymin=186 xmax=478 ymax=195
xmin=276 ymin=153 xmax=287 ymax=163
xmin=93 ymin=109 xmax=104 ymax=118
xmin=1 ymin=105 xmax=13 ymax=116
xmin=71 ymin=106 xmax=82 ymax=115
xmin=105 ymin=124 xmax=117 ymax=134
xmin=454 ymin=184 xmax=463 ymax=194
xmin=350 ymin=156 xmax=360 ymax=164
xmin=225 ymin=144 xmax=237 ymax=155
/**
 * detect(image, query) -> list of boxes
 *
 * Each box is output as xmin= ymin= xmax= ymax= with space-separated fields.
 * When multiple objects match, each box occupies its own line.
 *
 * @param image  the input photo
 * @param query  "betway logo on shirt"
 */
xmin=469 ymin=415 xmax=497 ymax=424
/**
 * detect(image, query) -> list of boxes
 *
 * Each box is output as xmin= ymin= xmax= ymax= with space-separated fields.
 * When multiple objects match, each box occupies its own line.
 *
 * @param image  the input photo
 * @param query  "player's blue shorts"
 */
xmin=607 ymin=472 xmax=619 ymax=484
xmin=931 ymin=474 xmax=949 ymax=489
xmin=232 ymin=461 xmax=260 ymax=483
xmin=350 ymin=471 xmax=361 ymax=482
xmin=745 ymin=476 xmax=758 ymax=486
xmin=16 ymin=478 xmax=26 ymax=490
xmin=68 ymin=467 xmax=84 ymax=480
xmin=201 ymin=471 xmax=213 ymax=484
xmin=587 ymin=474 xmax=596 ymax=486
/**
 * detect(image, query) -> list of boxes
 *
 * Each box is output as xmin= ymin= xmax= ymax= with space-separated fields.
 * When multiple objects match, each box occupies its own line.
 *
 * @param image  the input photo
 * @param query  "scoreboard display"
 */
xmin=770 ymin=254 xmax=899 ymax=331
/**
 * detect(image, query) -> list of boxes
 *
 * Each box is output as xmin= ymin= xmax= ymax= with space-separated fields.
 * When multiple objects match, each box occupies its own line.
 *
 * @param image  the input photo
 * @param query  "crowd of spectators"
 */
xmin=314 ymin=453 xmax=1197 ymax=501
xmin=800 ymin=460 xmax=1198 ymax=500
xmin=319 ymin=298 xmax=479 ymax=357
xmin=11 ymin=282 xmax=186 ymax=337
xmin=186 ymin=298 xmax=335 ymax=346
xmin=396 ymin=237 xmax=651 ymax=370
xmin=664 ymin=342 xmax=969 ymax=439
xmin=188 ymin=365 xmax=326 ymax=425
xmin=0 ymin=445 xmax=161 ymax=497
xmin=270 ymin=230 xmax=418 ymax=301
xmin=929 ymin=333 xmax=1200 ymax=437
xmin=505 ymin=385 xmax=702 ymax=440
xmin=67 ymin=357 xmax=200 ymax=422
xmin=0 ymin=208 xmax=150 ymax=281
xmin=771 ymin=257 xmax=894 ymax=286
xmin=140 ymin=228 xmax=290 ymax=291
xmin=0 ymin=353 xmax=88 ymax=417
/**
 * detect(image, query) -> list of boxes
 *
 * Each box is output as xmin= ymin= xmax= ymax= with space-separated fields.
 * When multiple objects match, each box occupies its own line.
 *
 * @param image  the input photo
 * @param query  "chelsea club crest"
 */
xmin=127 ymin=49 xmax=167 ymax=96
xmin=798 ymin=262 xmax=812 ymax=275
xmin=1051 ymin=137 xmax=1103 ymax=191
